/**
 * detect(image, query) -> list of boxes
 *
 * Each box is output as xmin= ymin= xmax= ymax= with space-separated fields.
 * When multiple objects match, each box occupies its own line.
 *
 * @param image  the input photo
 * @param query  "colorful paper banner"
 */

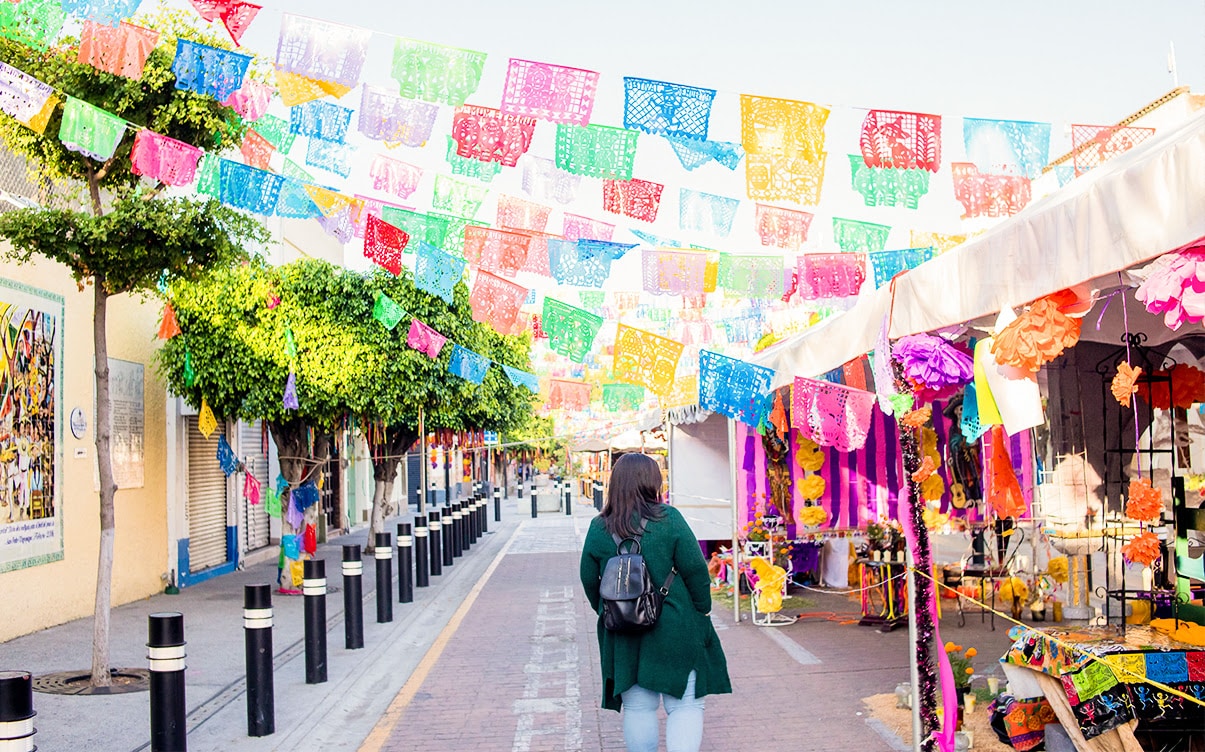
xmin=500 ymin=58 xmax=599 ymax=125
xmin=613 ymin=324 xmax=684 ymax=395
xmin=699 ymin=350 xmax=774 ymax=427
xmin=542 ymin=297 xmax=603 ymax=363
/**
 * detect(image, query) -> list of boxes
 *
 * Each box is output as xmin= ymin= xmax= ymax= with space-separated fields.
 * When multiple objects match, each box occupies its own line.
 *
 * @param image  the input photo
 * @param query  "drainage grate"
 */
xmin=32 ymin=668 xmax=150 ymax=695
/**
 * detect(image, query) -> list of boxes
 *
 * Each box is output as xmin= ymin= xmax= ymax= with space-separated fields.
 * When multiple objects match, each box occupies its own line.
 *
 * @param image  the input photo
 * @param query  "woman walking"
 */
xmin=580 ymin=453 xmax=731 ymax=752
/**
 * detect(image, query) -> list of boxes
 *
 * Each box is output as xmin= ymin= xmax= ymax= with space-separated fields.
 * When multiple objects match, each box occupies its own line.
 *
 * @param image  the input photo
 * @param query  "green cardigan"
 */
xmin=579 ymin=505 xmax=731 ymax=711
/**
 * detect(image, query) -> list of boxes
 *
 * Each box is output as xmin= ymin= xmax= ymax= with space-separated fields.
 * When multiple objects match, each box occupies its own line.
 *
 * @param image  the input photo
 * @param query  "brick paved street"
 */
xmin=361 ymin=512 xmax=978 ymax=751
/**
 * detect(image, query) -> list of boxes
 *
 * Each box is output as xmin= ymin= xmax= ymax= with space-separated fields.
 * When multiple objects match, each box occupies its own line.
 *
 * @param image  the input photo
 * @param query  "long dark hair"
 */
xmin=601 ymin=453 xmax=665 ymax=540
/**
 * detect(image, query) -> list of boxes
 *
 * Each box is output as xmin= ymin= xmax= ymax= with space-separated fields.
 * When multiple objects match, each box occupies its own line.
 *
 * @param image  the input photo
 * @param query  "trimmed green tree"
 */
xmin=157 ymin=258 xmax=377 ymax=577
xmin=0 ymin=19 xmax=264 ymax=686
xmin=358 ymin=269 xmax=534 ymax=548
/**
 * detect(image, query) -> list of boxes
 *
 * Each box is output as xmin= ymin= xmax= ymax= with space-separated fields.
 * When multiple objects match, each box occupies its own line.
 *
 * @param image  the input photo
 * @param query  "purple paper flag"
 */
xmin=283 ymin=371 xmax=299 ymax=409
xmin=407 ymin=319 xmax=447 ymax=359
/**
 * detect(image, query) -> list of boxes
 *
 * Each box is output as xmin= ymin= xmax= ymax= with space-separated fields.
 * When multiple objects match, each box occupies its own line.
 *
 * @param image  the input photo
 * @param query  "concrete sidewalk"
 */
xmin=0 ymin=495 xmax=532 ymax=752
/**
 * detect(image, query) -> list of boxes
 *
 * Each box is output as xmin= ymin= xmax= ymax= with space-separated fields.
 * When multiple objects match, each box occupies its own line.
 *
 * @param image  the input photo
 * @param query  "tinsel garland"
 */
xmin=892 ymin=362 xmax=941 ymax=751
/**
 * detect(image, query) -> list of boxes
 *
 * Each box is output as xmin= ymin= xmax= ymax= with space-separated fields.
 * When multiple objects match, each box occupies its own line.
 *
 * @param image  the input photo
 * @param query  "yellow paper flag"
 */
xmin=275 ymin=67 xmax=352 ymax=107
xmin=613 ymin=324 xmax=684 ymax=396
xmin=197 ymin=398 xmax=218 ymax=439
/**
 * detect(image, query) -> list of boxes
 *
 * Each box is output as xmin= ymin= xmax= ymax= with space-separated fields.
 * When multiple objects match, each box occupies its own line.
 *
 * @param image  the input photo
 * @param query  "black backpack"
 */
xmin=598 ymin=520 xmax=677 ymax=634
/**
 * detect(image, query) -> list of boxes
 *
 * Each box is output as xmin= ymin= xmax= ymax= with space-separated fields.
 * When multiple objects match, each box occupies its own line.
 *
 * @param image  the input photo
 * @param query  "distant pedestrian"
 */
xmin=580 ymin=453 xmax=730 ymax=752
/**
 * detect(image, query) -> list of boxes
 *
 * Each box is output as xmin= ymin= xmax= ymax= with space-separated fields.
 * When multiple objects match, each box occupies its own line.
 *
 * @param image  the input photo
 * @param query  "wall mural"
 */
xmin=0 ymin=279 xmax=63 ymax=573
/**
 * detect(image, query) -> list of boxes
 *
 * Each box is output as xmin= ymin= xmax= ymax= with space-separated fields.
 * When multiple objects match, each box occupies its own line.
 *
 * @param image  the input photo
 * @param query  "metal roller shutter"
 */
xmin=187 ymin=416 xmax=229 ymax=572
xmin=240 ymin=421 xmax=270 ymax=551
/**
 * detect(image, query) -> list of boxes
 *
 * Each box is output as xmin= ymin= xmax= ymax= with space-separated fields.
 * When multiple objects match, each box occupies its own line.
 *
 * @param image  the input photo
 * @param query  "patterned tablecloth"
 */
xmin=1003 ymin=625 xmax=1205 ymax=739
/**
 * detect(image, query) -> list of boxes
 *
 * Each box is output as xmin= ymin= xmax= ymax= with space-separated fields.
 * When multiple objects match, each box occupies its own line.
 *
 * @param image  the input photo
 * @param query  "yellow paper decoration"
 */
xmin=275 ymin=67 xmax=353 ymax=107
xmin=660 ymin=375 xmax=699 ymax=409
xmin=26 ymin=94 xmax=59 ymax=135
xmin=197 ymin=399 xmax=218 ymax=439
xmin=750 ymin=557 xmax=786 ymax=613
xmin=613 ymin=324 xmax=684 ymax=395
xmin=800 ymin=474 xmax=826 ymax=501
xmin=921 ymin=428 xmax=941 ymax=469
xmin=304 ymin=185 xmax=356 ymax=217
xmin=910 ymin=231 xmax=967 ymax=254
xmin=972 ymin=339 xmax=1004 ymax=426
xmin=795 ymin=438 xmax=825 ymax=472
xmin=740 ymin=94 xmax=830 ymax=204
xmin=797 ymin=505 xmax=828 ymax=527
xmin=921 ymin=473 xmax=945 ymax=501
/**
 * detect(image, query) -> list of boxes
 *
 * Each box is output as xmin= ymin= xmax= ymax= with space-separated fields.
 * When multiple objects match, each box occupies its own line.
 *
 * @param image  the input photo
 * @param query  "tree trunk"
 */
xmin=364 ymin=426 xmax=418 ymax=554
xmin=267 ymin=419 xmax=330 ymax=589
xmin=90 ymin=287 xmax=116 ymax=687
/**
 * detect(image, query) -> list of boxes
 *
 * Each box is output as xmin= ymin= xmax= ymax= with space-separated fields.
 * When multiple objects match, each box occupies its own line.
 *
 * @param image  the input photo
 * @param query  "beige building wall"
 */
xmin=0 ymin=252 xmax=166 ymax=643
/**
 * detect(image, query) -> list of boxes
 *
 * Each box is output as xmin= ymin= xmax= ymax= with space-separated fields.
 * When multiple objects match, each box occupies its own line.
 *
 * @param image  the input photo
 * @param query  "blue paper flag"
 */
xmin=274 ymin=177 xmax=323 ymax=219
xmin=448 ymin=344 xmax=489 ymax=385
xmin=216 ymin=435 xmax=240 ymax=476
xmin=665 ymin=136 xmax=745 ymax=171
xmin=61 ymin=0 xmax=141 ymax=26
xmin=698 ymin=350 xmax=775 ymax=427
xmin=679 ymin=188 xmax=739 ymax=237
xmin=281 ymin=534 xmax=300 ymax=560
xmin=219 ymin=160 xmax=283 ymax=215
xmin=172 ymin=39 xmax=251 ymax=101
xmin=305 ymin=137 xmax=353 ymax=178
xmin=292 ymin=480 xmax=320 ymax=511
xmin=414 ymin=242 xmax=465 ymax=304
xmin=623 ymin=78 xmax=715 ymax=139
xmin=962 ymin=118 xmax=1051 ymax=179
xmin=290 ymin=100 xmax=354 ymax=143
xmin=548 ymin=240 xmax=636 ymax=288
xmin=869 ymin=246 xmax=936 ymax=289
xmin=275 ymin=474 xmax=289 ymax=496
xmin=502 ymin=365 xmax=540 ymax=393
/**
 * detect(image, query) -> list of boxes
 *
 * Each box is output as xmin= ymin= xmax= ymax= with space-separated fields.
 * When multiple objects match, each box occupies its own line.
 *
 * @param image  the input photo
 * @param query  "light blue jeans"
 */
xmin=620 ymin=670 xmax=705 ymax=752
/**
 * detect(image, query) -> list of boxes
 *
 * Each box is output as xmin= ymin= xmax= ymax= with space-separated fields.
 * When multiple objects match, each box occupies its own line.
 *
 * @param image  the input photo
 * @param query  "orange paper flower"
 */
xmin=911 ymin=455 xmax=937 ymax=483
xmin=901 ymin=406 xmax=932 ymax=428
xmin=1126 ymin=478 xmax=1164 ymax=522
xmin=1111 ymin=362 xmax=1142 ymax=407
xmin=991 ymin=297 xmax=1083 ymax=373
xmin=1170 ymin=363 xmax=1205 ymax=408
xmin=1121 ymin=531 xmax=1161 ymax=567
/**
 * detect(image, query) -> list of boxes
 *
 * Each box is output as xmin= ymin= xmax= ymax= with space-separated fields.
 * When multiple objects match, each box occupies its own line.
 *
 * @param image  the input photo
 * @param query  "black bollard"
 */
xmin=517 ymin=479 xmax=523 ymax=500
xmin=342 ymin=545 xmax=364 ymax=650
xmin=461 ymin=499 xmax=472 ymax=551
xmin=594 ymin=480 xmax=604 ymax=511
xmin=430 ymin=509 xmax=445 ymax=575
xmin=565 ymin=483 xmax=573 ymax=515
xmin=441 ymin=506 xmax=455 ymax=565
xmin=414 ymin=515 xmax=430 ymax=587
xmin=0 ymin=671 xmax=36 ymax=752
xmin=450 ymin=503 xmax=463 ymax=558
xmin=147 ymin=612 xmax=187 ymax=752
xmin=303 ymin=559 xmax=328 ymax=684
xmin=472 ymin=495 xmax=482 ymax=541
xmin=374 ymin=533 xmax=393 ymax=624
xmin=243 ymin=584 xmax=274 ymax=737
xmin=494 ymin=487 xmax=502 ymax=523
xmin=397 ymin=523 xmax=413 ymax=604
xmin=530 ymin=482 xmax=538 ymax=519
xmin=482 ymin=491 xmax=491 ymax=534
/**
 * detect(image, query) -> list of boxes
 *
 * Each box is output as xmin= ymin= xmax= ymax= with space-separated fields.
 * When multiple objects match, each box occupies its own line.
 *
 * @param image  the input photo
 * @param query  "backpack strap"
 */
xmin=611 ymin=518 xmax=649 ymax=552
xmin=659 ymin=566 xmax=677 ymax=596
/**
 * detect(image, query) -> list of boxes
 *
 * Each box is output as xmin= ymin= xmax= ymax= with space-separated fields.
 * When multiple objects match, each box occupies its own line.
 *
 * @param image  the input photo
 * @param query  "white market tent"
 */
xmin=753 ymin=110 xmax=1205 ymax=387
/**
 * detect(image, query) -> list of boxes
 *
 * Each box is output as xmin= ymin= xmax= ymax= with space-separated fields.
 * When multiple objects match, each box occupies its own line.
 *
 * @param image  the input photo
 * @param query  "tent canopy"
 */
xmin=753 ymin=110 xmax=1205 ymax=389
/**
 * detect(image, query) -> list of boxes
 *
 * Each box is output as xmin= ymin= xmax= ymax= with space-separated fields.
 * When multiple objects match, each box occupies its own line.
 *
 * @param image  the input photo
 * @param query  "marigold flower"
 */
xmin=901 ymin=406 xmax=932 ymax=428
xmin=965 ymin=648 xmax=977 ymax=658
xmin=1126 ymin=478 xmax=1163 ymax=523
xmin=1121 ymin=531 xmax=1161 ymax=567
xmin=965 ymin=667 xmax=974 ymax=675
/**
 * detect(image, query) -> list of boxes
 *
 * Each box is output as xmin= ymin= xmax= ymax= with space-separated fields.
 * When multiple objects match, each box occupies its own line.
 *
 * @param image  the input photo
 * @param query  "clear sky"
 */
xmin=231 ymin=0 xmax=1205 ymax=127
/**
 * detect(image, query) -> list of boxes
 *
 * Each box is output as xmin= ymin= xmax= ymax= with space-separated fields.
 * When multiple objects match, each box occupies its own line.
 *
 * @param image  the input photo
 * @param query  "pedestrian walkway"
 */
xmin=0 ymin=495 xmax=967 ymax=751
xmin=362 ymin=512 xmax=915 ymax=752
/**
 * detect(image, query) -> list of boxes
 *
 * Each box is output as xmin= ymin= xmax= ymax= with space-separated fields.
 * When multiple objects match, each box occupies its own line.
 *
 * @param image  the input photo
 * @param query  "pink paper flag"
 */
xmin=130 ymin=130 xmax=203 ymax=187
xmin=470 ymin=270 xmax=527 ymax=335
xmin=224 ymin=78 xmax=273 ymax=121
xmin=369 ymin=155 xmax=422 ymax=199
xmin=244 ymin=471 xmax=261 ymax=505
xmin=500 ymin=58 xmax=599 ymax=125
xmin=407 ymin=319 xmax=447 ymax=359
xmin=463 ymin=226 xmax=532 ymax=278
xmin=240 ymin=129 xmax=274 ymax=170
xmin=496 ymin=194 xmax=551 ymax=233
xmin=78 ymin=21 xmax=160 ymax=79
xmin=562 ymin=213 xmax=614 ymax=242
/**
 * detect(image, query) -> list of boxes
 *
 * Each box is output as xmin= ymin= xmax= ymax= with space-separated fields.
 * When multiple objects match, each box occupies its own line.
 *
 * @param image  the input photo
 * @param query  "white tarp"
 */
xmin=754 ymin=109 xmax=1205 ymax=389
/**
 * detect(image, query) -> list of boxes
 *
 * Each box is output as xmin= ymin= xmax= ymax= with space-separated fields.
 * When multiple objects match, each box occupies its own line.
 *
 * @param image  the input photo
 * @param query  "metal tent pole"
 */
xmin=728 ymin=418 xmax=740 ymax=625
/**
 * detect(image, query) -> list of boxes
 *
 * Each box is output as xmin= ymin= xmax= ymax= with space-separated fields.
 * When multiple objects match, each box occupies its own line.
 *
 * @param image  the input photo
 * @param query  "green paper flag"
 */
xmin=0 ymin=0 xmax=66 ymax=49
xmin=372 ymin=293 xmax=405 ymax=330
xmin=555 ymin=123 xmax=638 ymax=180
xmin=196 ymin=154 xmax=221 ymax=198
xmin=284 ymin=328 xmax=297 ymax=359
xmin=887 ymin=393 xmax=914 ymax=417
xmin=380 ymin=207 xmax=449 ymax=250
xmin=183 ymin=349 xmax=196 ymax=388
xmin=266 ymin=488 xmax=281 ymax=518
xmin=59 ymin=97 xmax=127 ymax=162
xmin=602 ymin=383 xmax=644 ymax=412
xmin=542 ymin=297 xmax=604 ymax=363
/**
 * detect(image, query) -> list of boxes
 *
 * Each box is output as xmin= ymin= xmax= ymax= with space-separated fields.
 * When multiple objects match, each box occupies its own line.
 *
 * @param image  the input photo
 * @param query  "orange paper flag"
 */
xmin=158 ymin=303 xmax=182 ymax=339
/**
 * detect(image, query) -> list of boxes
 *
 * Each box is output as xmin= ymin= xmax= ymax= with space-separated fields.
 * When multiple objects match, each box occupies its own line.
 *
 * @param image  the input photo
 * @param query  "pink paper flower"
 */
xmin=1135 ymin=246 xmax=1205 ymax=330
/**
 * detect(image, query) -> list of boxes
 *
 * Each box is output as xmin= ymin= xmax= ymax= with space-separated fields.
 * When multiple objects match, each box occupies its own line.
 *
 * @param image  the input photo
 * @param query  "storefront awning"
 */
xmin=753 ymin=109 xmax=1205 ymax=389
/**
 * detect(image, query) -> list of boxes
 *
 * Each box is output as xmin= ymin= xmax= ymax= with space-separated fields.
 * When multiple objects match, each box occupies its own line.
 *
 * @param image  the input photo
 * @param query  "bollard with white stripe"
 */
xmin=494 ymin=487 xmax=502 ymax=523
xmin=482 ymin=490 xmax=491 ymax=534
xmin=396 ymin=523 xmax=413 ymax=604
xmin=472 ymin=494 xmax=483 ymax=540
xmin=462 ymin=498 xmax=474 ymax=550
xmin=0 ymin=671 xmax=36 ymax=752
xmin=530 ymin=481 xmax=538 ymax=519
xmin=147 ymin=612 xmax=187 ymax=752
xmin=564 ymin=482 xmax=573 ymax=516
xmin=243 ymin=584 xmax=274 ymax=737
xmin=593 ymin=480 xmax=604 ymax=511
xmin=429 ymin=510 xmax=444 ymax=575
xmin=303 ymin=559 xmax=328 ymax=684
xmin=450 ymin=502 xmax=464 ymax=558
xmin=413 ymin=516 xmax=430 ymax=588
xmin=373 ymin=534 xmax=392 ymax=624
xmin=341 ymin=546 xmax=364 ymax=650
xmin=441 ymin=505 xmax=456 ymax=565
